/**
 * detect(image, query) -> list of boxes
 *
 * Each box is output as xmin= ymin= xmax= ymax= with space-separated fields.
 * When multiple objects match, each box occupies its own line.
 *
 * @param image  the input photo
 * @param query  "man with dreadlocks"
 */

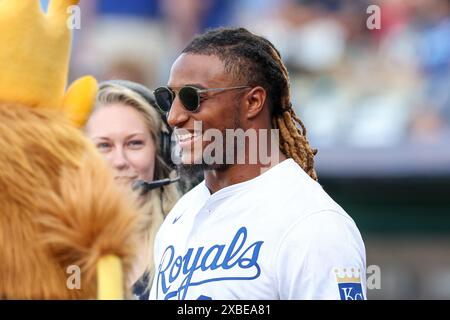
xmin=150 ymin=27 xmax=366 ymax=300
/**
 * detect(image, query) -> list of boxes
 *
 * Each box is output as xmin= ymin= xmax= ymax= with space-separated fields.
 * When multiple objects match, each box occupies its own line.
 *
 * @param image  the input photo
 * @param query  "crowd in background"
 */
xmin=62 ymin=0 xmax=450 ymax=157
xmin=35 ymin=0 xmax=450 ymax=300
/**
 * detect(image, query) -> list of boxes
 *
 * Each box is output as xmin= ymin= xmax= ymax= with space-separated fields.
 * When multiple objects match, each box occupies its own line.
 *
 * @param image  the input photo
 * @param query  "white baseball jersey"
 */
xmin=150 ymin=159 xmax=366 ymax=300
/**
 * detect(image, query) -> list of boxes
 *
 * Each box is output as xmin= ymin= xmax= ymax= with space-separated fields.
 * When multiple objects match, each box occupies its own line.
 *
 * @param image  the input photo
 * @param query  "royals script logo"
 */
xmin=155 ymin=227 xmax=264 ymax=300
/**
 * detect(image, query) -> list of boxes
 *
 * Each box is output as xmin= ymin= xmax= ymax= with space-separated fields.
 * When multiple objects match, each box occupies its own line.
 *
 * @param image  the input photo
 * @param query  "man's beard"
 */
xmin=175 ymin=141 xmax=229 ymax=183
xmin=179 ymin=161 xmax=229 ymax=173
xmin=178 ymin=144 xmax=230 ymax=174
xmin=176 ymin=163 xmax=205 ymax=187
xmin=178 ymin=107 xmax=241 ymax=174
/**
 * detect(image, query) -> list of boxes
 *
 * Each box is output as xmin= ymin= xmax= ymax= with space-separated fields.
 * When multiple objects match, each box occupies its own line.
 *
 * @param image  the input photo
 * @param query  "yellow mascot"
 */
xmin=0 ymin=0 xmax=140 ymax=299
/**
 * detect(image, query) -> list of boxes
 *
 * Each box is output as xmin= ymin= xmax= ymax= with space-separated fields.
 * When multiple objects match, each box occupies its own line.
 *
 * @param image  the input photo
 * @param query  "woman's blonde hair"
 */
xmin=93 ymin=83 xmax=181 ymax=294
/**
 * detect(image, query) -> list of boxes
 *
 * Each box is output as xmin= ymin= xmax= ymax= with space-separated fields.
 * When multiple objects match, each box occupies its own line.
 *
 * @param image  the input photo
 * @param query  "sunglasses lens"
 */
xmin=154 ymin=87 xmax=173 ymax=112
xmin=179 ymin=87 xmax=200 ymax=112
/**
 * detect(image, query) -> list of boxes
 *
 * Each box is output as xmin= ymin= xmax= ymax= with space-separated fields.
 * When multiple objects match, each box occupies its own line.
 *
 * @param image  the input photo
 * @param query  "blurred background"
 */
xmin=43 ymin=0 xmax=450 ymax=299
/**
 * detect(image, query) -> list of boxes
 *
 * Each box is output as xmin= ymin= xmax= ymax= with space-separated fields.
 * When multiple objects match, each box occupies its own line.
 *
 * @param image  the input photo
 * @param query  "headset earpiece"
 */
xmin=159 ymin=129 xmax=174 ymax=168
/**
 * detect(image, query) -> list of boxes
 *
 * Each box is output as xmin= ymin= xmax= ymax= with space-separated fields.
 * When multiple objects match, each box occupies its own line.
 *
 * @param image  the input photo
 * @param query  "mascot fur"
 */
xmin=0 ymin=0 xmax=140 ymax=299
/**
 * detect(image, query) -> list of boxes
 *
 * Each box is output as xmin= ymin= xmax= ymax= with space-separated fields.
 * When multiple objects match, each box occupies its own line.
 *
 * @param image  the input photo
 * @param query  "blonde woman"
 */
xmin=85 ymin=80 xmax=181 ymax=299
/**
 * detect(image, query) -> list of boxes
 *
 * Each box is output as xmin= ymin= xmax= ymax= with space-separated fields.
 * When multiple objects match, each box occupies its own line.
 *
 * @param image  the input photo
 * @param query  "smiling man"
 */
xmin=150 ymin=27 xmax=366 ymax=300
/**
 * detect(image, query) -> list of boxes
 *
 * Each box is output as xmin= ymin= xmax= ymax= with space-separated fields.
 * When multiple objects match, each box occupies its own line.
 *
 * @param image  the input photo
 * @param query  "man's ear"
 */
xmin=244 ymin=86 xmax=267 ymax=120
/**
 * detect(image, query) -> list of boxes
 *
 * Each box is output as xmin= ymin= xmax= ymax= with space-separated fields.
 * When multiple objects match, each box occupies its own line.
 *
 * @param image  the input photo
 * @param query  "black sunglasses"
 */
xmin=154 ymin=85 xmax=251 ymax=113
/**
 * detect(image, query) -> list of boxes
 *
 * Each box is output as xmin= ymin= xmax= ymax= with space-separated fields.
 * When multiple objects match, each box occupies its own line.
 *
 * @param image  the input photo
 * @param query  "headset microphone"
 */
xmin=132 ymin=176 xmax=180 ymax=194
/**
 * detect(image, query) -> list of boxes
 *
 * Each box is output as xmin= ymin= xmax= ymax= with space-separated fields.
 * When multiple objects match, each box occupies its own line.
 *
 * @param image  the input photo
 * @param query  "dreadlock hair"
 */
xmin=182 ymin=27 xmax=318 ymax=180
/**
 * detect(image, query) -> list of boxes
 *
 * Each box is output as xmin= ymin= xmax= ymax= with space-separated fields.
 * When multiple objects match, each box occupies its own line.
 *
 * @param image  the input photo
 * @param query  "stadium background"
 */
xmin=40 ymin=0 xmax=450 ymax=299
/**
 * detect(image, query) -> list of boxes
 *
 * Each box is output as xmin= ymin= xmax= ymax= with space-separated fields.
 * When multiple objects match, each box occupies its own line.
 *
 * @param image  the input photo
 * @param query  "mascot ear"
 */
xmin=62 ymin=76 xmax=98 ymax=128
xmin=97 ymin=255 xmax=124 ymax=300
xmin=0 ymin=0 xmax=97 ymax=119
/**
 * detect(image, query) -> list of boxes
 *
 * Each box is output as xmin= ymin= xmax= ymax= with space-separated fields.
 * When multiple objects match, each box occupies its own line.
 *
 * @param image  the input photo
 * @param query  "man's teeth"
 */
xmin=178 ymin=132 xmax=200 ymax=142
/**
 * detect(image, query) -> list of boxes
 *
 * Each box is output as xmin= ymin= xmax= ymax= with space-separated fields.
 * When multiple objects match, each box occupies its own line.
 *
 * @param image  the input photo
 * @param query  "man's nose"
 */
xmin=167 ymin=95 xmax=190 ymax=128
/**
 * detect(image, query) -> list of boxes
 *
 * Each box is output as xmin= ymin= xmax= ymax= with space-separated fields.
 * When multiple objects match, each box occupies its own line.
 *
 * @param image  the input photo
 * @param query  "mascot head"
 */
xmin=0 ymin=0 xmax=140 ymax=299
